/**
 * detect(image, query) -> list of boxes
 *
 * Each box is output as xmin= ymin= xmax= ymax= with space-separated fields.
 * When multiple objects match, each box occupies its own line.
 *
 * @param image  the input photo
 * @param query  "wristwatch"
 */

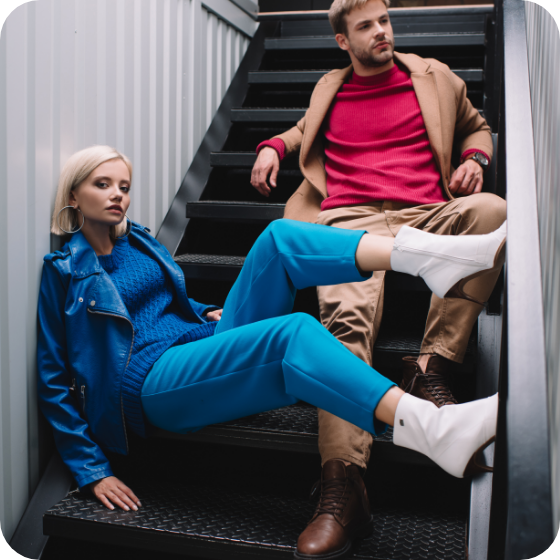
xmin=464 ymin=152 xmax=489 ymax=171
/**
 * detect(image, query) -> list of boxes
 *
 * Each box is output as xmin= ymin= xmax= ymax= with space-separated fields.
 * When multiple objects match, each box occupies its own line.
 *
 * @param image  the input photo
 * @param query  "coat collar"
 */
xmin=300 ymin=52 xmax=444 ymax=197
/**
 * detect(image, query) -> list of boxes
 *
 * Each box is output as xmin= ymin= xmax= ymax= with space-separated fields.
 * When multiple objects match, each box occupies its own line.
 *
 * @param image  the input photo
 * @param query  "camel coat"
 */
xmin=276 ymin=51 xmax=493 ymax=223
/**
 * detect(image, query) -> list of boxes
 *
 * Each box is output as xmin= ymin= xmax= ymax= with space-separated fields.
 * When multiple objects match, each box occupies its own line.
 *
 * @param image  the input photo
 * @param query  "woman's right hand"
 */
xmin=90 ymin=476 xmax=142 ymax=511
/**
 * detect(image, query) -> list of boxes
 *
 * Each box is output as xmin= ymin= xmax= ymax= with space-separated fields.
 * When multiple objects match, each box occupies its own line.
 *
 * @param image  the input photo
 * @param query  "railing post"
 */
xmin=497 ymin=1 xmax=554 ymax=558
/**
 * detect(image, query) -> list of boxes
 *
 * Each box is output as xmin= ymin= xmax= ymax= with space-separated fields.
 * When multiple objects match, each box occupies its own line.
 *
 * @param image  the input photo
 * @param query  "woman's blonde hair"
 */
xmin=51 ymin=145 xmax=133 ymax=237
xmin=329 ymin=0 xmax=391 ymax=36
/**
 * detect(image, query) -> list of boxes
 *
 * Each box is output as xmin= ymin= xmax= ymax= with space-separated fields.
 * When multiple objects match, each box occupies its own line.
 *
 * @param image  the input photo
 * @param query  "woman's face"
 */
xmin=69 ymin=159 xmax=131 ymax=228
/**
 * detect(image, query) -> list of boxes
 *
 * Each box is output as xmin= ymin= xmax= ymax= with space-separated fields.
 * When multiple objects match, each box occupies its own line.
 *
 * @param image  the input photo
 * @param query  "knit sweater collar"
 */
xmin=97 ymin=237 xmax=130 ymax=273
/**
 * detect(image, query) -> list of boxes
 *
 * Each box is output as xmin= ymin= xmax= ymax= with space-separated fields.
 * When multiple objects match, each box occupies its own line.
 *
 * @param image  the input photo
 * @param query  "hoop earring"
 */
xmin=56 ymin=206 xmax=85 ymax=234
xmin=115 ymin=216 xmax=131 ymax=239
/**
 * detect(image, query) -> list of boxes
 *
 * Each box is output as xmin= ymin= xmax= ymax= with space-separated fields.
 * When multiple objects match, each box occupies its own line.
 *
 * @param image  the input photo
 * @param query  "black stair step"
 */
xmin=265 ymin=33 xmax=486 ymax=51
xmin=230 ymin=108 xmax=484 ymax=124
xmin=278 ymin=14 xmax=487 ymax=37
xmin=249 ymin=68 xmax=484 ymax=84
xmin=152 ymin=403 xmax=434 ymax=467
xmin=44 ymin=469 xmax=467 ymax=560
xmin=210 ymin=152 xmax=258 ymax=167
xmin=186 ymin=201 xmax=285 ymax=222
xmin=231 ymin=108 xmax=306 ymax=123
xmin=175 ymin=253 xmax=429 ymax=292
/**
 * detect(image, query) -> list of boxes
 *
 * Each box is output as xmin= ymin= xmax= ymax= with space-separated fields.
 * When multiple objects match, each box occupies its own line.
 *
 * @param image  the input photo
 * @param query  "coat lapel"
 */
xmin=300 ymin=65 xmax=353 ymax=198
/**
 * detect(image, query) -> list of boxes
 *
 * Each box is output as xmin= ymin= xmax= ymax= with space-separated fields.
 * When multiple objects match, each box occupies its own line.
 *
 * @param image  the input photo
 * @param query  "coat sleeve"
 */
xmin=37 ymin=258 xmax=114 ymax=488
xmin=448 ymin=68 xmax=494 ymax=161
xmin=270 ymin=114 xmax=306 ymax=157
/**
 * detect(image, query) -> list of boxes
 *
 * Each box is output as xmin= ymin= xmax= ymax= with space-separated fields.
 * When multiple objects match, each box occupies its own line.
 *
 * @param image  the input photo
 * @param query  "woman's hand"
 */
xmin=206 ymin=309 xmax=223 ymax=322
xmin=90 ymin=476 xmax=141 ymax=511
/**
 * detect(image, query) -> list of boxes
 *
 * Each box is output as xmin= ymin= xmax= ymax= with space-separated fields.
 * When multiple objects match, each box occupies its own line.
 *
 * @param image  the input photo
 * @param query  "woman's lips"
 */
xmin=107 ymin=206 xmax=123 ymax=214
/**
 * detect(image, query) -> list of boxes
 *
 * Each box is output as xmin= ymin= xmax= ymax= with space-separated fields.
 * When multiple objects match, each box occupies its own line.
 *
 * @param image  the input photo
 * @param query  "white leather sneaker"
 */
xmin=392 ymin=393 xmax=498 ymax=478
xmin=390 ymin=221 xmax=507 ymax=305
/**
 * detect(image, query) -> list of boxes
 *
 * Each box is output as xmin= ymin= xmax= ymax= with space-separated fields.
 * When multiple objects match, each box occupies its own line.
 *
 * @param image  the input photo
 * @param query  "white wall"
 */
xmin=524 ymin=0 xmax=560 ymax=534
xmin=0 ymin=0 xmax=255 ymax=542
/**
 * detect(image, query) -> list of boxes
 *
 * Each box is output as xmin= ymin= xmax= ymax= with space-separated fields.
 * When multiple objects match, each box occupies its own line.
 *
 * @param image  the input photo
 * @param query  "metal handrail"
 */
xmin=494 ymin=1 xmax=554 ymax=557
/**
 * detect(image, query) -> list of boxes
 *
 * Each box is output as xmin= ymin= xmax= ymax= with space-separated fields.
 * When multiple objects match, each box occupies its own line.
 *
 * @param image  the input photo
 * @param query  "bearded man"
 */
xmin=251 ymin=1 xmax=506 ymax=558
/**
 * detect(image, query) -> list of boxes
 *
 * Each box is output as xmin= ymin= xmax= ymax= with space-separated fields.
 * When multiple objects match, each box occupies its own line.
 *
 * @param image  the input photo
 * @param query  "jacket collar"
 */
xmin=67 ymin=222 xmax=148 ymax=279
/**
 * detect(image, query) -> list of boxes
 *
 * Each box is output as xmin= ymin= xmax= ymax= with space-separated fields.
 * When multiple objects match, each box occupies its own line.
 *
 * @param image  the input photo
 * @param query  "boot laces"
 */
xmin=311 ymin=477 xmax=351 ymax=517
xmin=405 ymin=370 xmax=457 ymax=406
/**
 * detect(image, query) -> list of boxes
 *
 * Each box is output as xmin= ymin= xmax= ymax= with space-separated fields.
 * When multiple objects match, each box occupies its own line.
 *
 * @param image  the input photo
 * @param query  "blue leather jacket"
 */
xmin=37 ymin=222 xmax=216 ymax=488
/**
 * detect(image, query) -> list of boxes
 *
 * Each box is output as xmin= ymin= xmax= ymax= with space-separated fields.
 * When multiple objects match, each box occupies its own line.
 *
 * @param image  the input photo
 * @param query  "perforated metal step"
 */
xmin=186 ymin=201 xmax=285 ymax=222
xmin=265 ymin=34 xmax=486 ymax=51
xmin=248 ymin=69 xmax=483 ymax=84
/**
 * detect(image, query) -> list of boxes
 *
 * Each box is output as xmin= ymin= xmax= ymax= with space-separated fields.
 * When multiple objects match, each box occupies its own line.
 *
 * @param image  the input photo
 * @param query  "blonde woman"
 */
xmin=38 ymin=145 xmax=504 ymax=522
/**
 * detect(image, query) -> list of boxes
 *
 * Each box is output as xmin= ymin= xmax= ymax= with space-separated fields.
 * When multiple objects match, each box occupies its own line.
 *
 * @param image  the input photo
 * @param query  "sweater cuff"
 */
xmin=461 ymin=149 xmax=491 ymax=169
xmin=256 ymin=139 xmax=286 ymax=161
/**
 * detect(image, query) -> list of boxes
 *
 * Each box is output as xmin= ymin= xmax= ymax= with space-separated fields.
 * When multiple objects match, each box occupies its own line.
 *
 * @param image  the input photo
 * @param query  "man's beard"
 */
xmin=350 ymin=38 xmax=394 ymax=68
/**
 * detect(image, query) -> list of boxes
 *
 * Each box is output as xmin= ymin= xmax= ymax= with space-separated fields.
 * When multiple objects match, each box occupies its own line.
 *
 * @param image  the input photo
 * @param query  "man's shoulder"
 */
xmin=317 ymin=66 xmax=352 ymax=85
xmin=395 ymin=51 xmax=453 ymax=76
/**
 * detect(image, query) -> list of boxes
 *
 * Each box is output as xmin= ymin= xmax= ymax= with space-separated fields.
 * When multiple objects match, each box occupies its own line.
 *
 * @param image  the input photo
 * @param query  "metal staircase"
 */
xmin=41 ymin=5 xmax=506 ymax=560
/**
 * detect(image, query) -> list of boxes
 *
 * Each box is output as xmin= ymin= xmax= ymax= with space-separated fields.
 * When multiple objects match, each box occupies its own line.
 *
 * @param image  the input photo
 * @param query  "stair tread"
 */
xmin=44 ymin=473 xmax=467 ymax=559
xmin=265 ymin=33 xmax=486 ymax=50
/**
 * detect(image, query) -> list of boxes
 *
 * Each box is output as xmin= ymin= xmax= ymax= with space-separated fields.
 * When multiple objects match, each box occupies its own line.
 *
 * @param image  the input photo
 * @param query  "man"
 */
xmin=251 ymin=1 xmax=506 ymax=558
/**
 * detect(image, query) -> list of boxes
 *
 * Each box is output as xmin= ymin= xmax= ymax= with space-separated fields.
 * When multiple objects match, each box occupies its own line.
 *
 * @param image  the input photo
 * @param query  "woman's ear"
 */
xmin=68 ymin=190 xmax=77 ymax=207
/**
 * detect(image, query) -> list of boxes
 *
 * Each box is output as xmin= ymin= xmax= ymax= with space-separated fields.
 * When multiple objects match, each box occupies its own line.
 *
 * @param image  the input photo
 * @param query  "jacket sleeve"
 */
xmin=37 ymin=258 xmax=114 ymax=488
xmin=448 ymin=68 xmax=493 ymax=161
xmin=188 ymin=298 xmax=221 ymax=318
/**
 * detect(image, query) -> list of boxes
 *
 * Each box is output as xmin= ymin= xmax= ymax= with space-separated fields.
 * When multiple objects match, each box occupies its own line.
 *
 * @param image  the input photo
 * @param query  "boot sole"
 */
xmin=293 ymin=515 xmax=374 ymax=560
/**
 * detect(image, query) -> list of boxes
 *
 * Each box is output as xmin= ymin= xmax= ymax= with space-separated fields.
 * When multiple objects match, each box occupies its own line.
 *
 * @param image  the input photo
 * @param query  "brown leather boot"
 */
xmin=400 ymin=355 xmax=458 ymax=407
xmin=295 ymin=460 xmax=373 ymax=560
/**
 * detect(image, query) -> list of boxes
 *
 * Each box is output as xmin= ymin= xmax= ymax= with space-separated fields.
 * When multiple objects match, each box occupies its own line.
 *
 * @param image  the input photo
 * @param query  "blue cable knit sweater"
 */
xmin=98 ymin=237 xmax=217 ymax=437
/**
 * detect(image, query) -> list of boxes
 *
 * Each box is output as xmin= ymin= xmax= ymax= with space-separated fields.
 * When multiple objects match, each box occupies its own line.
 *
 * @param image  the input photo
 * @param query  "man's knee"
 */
xmin=459 ymin=193 xmax=506 ymax=231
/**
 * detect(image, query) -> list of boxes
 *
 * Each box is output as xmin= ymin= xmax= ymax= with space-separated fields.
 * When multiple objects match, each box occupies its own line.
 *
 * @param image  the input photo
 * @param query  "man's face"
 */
xmin=339 ymin=0 xmax=394 ymax=68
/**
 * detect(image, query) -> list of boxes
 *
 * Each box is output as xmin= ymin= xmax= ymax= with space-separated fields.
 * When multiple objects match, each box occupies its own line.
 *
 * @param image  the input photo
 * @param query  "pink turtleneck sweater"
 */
xmin=258 ymin=64 xmax=453 ymax=211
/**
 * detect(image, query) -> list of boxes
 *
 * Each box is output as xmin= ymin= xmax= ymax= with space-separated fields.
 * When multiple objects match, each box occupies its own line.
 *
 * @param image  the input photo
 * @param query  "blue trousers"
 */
xmin=141 ymin=220 xmax=396 ymax=436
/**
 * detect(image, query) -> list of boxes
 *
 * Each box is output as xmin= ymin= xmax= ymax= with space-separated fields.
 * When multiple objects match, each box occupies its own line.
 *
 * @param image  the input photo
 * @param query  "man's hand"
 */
xmin=90 ymin=476 xmax=141 ymax=512
xmin=251 ymin=147 xmax=280 ymax=197
xmin=448 ymin=158 xmax=484 ymax=196
xmin=206 ymin=309 xmax=223 ymax=322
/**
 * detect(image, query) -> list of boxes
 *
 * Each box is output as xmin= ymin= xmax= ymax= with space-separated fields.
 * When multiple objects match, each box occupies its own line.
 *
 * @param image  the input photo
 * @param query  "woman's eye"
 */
xmin=96 ymin=182 xmax=109 ymax=188
xmin=121 ymin=186 xmax=130 ymax=193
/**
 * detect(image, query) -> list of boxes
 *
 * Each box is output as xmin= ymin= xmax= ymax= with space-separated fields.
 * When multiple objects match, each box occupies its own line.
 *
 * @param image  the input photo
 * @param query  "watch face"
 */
xmin=475 ymin=153 xmax=488 ymax=166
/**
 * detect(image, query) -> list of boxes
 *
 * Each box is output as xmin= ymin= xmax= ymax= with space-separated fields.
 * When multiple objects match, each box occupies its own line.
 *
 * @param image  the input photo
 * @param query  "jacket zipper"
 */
xmin=80 ymin=385 xmax=86 ymax=413
xmin=394 ymin=245 xmax=483 ymax=265
xmin=87 ymin=308 xmax=134 ymax=453
xmin=70 ymin=378 xmax=77 ymax=398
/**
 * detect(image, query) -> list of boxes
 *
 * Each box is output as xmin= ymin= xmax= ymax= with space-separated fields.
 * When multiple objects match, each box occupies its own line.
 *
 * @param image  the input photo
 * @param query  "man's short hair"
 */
xmin=328 ymin=0 xmax=391 ymax=36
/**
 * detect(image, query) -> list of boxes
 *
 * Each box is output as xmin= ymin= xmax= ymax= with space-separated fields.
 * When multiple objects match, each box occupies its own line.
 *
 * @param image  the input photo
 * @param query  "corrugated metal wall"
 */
xmin=524 ymin=0 xmax=560 ymax=532
xmin=0 ymin=0 xmax=254 ymax=542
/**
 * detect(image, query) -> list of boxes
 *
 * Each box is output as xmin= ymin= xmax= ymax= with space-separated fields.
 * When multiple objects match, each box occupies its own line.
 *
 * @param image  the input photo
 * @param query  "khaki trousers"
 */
xmin=315 ymin=193 xmax=507 ymax=469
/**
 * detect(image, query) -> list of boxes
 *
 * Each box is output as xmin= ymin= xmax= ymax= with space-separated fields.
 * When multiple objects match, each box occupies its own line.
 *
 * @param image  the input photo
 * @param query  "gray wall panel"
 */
xmin=0 ymin=0 xmax=253 ymax=542
xmin=524 ymin=0 xmax=560 ymax=534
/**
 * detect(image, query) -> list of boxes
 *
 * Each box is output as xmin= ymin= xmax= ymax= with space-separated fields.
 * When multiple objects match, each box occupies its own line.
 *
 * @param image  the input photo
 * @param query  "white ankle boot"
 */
xmin=390 ymin=222 xmax=507 ymax=304
xmin=392 ymin=393 xmax=498 ymax=478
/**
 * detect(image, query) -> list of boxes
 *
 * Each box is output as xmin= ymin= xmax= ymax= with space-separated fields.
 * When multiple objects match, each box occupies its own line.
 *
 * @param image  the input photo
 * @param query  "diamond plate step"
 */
xmin=43 ymin=461 xmax=468 ymax=560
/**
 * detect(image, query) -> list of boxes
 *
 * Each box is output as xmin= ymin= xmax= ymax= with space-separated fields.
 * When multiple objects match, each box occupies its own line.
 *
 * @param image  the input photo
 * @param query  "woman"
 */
xmin=38 ymin=145 xmax=506 ymax=513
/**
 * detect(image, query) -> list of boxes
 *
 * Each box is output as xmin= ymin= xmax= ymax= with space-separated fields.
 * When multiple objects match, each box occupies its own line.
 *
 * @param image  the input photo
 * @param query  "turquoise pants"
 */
xmin=141 ymin=220 xmax=395 ymax=436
